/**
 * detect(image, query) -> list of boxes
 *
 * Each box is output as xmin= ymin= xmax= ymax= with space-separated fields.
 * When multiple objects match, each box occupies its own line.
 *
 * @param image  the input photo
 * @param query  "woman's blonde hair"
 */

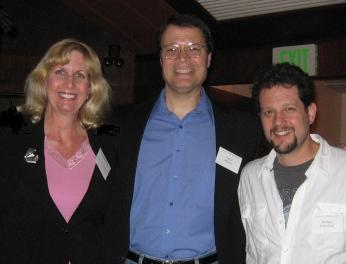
xmin=20 ymin=38 xmax=111 ymax=129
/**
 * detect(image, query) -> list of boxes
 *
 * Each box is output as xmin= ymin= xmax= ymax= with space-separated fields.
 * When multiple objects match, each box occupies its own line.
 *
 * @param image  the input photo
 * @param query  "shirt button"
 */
xmin=179 ymin=125 xmax=183 ymax=129
xmin=176 ymin=149 xmax=181 ymax=152
xmin=63 ymin=228 xmax=69 ymax=234
xmin=169 ymin=202 xmax=173 ymax=206
xmin=166 ymin=229 xmax=170 ymax=234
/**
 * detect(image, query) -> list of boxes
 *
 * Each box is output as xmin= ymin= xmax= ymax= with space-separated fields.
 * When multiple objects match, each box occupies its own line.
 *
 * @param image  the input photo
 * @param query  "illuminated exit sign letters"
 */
xmin=273 ymin=44 xmax=317 ymax=76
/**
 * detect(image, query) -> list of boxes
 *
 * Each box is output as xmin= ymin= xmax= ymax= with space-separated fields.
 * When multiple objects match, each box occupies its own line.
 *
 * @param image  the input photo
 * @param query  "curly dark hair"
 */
xmin=156 ymin=13 xmax=214 ymax=53
xmin=252 ymin=63 xmax=315 ymax=112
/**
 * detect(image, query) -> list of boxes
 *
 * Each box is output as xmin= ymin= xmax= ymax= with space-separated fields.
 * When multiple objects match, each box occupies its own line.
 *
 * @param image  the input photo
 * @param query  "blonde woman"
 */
xmin=0 ymin=39 xmax=118 ymax=264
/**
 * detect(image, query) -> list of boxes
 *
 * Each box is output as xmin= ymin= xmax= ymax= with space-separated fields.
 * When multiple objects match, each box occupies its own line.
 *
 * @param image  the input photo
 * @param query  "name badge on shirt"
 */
xmin=312 ymin=215 xmax=343 ymax=234
xmin=96 ymin=148 xmax=111 ymax=180
xmin=215 ymin=146 xmax=242 ymax=174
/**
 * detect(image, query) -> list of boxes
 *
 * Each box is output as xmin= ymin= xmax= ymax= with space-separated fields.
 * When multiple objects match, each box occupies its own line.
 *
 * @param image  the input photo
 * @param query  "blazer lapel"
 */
xmin=67 ymin=128 xmax=115 ymax=226
xmin=213 ymin=104 xmax=240 ymax=187
xmin=127 ymin=101 xmax=155 ymax=174
xmin=212 ymin=103 xmax=242 ymax=238
xmin=115 ymin=99 xmax=156 ymax=217
xmin=20 ymin=121 xmax=67 ymax=225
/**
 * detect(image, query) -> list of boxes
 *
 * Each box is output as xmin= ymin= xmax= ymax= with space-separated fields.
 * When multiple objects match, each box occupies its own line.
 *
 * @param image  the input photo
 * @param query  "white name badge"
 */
xmin=96 ymin=148 xmax=111 ymax=180
xmin=312 ymin=215 xmax=343 ymax=234
xmin=215 ymin=147 xmax=242 ymax=174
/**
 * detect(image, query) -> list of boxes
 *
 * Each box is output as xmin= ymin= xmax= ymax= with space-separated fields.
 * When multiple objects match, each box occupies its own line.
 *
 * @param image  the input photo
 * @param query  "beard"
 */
xmin=270 ymin=135 xmax=298 ymax=154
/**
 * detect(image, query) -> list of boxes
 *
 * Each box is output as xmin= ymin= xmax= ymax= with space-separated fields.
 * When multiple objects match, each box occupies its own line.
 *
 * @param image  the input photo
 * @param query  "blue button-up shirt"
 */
xmin=130 ymin=88 xmax=216 ymax=259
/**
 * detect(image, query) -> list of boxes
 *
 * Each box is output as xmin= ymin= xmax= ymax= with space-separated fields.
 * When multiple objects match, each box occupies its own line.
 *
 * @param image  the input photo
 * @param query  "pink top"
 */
xmin=45 ymin=136 xmax=96 ymax=223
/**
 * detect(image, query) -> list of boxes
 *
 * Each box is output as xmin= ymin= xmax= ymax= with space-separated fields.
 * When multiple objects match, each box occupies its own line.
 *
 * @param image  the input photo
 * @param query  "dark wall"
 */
xmin=134 ymin=54 xmax=164 ymax=103
xmin=1 ymin=0 xmax=117 ymax=57
xmin=208 ymin=37 xmax=346 ymax=85
xmin=133 ymin=3 xmax=346 ymax=103
xmin=208 ymin=46 xmax=272 ymax=85
xmin=0 ymin=0 xmax=134 ymax=105
xmin=135 ymin=0 xmax=346 ymax=103
xmin=133 ymin=36 xmax=346 ymax=103
xmin=2 ymin=1 xmax=346 ymax=106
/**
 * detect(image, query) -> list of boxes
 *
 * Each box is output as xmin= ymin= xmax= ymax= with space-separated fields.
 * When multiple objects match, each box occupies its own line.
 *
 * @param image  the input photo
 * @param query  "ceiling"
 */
xmin=195 ymin=0 xmax=346 ymax=21
xmin=63 ymin=0 xmax=346 ymax=54
xmin=63 ymin=0 xmax=177 ymax=55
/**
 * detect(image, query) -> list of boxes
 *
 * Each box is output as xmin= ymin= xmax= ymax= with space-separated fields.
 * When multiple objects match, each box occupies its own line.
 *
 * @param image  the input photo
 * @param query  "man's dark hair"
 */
xmin=252 ymin=63 xmax=315 ymax=112
xmin=156 ymin=14 xmax=214 ymax=53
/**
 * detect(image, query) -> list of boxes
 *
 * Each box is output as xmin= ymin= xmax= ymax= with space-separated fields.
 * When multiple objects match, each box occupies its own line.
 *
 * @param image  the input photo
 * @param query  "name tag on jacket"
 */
xmin=215 ymin=146 xmax=242 ymax=174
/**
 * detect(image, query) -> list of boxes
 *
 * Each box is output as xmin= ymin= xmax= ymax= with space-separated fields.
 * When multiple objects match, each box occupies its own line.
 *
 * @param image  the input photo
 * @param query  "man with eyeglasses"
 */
xmin=103 ymin=14 xmax=266 ymax=264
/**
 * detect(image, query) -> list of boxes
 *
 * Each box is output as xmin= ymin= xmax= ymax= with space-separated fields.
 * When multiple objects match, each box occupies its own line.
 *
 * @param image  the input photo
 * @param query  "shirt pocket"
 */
xmin=309 ymin=203 xmax=346 ymax=251
xmin=241 ymin=203 xmax=268 ymax=260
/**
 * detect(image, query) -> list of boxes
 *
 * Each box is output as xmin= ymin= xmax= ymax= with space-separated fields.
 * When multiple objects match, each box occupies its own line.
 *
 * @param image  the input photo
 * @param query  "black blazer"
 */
xmin=103 ymin=98 xmax=267 ymax=264
xmin=0 ymin=120 xmax=118 ymax=264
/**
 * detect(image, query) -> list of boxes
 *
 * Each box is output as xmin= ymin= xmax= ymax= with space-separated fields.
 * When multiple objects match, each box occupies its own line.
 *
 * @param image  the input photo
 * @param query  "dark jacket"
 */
xmin=102 ymin=98 xmax=267 ymax=264
xmin=0 ymin=119 xmax=118 ymax=264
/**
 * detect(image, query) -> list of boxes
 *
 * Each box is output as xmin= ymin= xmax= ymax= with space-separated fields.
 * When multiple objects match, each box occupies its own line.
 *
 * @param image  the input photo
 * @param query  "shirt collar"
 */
xmin=260 ymin=134 xmax=328 ymax=179
xmin=150 ymin=87 xmax=213 ymax=120
xmin=306 ymin=134 xmax=329 ymax=178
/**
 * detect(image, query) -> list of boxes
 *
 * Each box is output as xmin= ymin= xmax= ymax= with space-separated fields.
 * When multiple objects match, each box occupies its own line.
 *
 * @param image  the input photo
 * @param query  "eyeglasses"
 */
xmin=161 ymin=43 xmax=207 ymax=59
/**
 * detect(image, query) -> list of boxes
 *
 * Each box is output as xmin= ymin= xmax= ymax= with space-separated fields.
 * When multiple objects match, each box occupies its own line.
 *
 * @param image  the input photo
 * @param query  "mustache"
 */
xmin=270 ymin=126 xmax=294 ymax=135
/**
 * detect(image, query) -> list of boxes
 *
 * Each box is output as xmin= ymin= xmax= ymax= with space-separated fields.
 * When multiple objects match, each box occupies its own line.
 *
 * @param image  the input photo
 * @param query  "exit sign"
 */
xmin=273 ymin=44 xmax=317 ymax=76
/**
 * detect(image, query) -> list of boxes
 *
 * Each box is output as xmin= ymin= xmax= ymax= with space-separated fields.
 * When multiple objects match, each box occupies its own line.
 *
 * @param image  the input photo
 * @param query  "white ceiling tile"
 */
xmin=196 ymin=0 xmax=346 ymax=20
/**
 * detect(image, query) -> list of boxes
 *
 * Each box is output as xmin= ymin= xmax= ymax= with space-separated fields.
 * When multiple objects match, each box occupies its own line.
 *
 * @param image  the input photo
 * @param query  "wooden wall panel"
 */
xmin=318 ymin=38 xmax=346 ymax=78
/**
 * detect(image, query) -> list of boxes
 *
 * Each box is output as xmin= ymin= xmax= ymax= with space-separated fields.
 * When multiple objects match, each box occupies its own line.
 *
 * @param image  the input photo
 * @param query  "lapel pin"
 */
xmin=24 ymin=148 xmax=39 ymax=164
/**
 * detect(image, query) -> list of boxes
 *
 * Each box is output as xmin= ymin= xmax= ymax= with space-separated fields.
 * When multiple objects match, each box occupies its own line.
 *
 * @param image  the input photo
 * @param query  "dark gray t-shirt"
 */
xmin=273 ymin=158 xmax=313 ymax=226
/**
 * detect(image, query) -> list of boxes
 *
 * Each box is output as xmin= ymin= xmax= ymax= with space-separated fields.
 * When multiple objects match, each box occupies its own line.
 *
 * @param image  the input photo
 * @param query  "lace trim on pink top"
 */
xmin=44 ymin=136 xmax=90 ymax=169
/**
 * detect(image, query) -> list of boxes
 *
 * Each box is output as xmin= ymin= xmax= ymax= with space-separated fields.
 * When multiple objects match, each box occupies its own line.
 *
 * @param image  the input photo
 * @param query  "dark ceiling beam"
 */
xmin=165 ymin=1 xmax=346 ymax=49
xmin=215 ymin=4 xmax=346 ymax=49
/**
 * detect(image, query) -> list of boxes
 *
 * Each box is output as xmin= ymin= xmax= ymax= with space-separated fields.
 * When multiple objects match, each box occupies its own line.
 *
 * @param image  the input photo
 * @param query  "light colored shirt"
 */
xmin=45 ymin=137 xmax=96 ymax=222
xmin=130 ymin=88 xmax=216 ymax=259
xmin=238 ymin=134 xmax=346 ymax=264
